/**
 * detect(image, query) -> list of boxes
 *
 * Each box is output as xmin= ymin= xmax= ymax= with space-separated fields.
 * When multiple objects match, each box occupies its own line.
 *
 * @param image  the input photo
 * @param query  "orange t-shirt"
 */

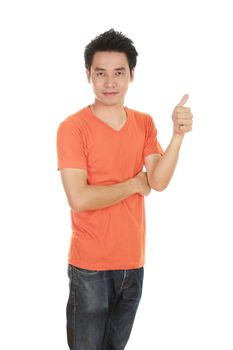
xmin=56 ymin=105 xmax=164 ymax=270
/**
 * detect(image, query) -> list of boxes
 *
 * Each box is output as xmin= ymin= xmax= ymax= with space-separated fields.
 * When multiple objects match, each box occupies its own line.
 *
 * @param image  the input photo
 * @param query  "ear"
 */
xmin=130 ymin=68 xmax=135 ymax=82
xmin=86 ymin=69 xmax=91 ymax=83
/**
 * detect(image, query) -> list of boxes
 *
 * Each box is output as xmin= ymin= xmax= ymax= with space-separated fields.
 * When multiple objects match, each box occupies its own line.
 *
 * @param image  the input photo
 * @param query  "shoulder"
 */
xmin=59 ymin=106 xmax=89 ymax=127
xmin=126 ymin=106 xmax=153 ymax=120
xmin=126 ymin=106 xmax=154 ymax=126
xmin=57 ymin=106 xmax=90 ymax=134
xmin=126 ymin=106 xmax=151 ymax=118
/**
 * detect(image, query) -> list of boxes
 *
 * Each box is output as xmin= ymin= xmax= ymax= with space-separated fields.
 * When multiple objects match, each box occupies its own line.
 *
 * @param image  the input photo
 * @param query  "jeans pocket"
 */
xmin=72 ymin=265 xmax=100 ymax=275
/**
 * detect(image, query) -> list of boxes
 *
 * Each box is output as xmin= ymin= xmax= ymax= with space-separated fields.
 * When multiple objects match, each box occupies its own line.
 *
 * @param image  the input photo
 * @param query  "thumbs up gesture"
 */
xmin=172 ymin=94 xmax=193 ymax=135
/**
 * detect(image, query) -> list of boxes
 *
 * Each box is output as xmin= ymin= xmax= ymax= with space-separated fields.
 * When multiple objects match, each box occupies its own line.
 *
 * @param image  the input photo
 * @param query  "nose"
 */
xmin=104 ymin=74 xmax=116 ymax=87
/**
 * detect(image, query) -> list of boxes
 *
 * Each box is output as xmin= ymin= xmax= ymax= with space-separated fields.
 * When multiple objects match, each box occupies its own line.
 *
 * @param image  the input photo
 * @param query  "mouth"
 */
xmin=103 ymin=92 xmax=118 ymax=96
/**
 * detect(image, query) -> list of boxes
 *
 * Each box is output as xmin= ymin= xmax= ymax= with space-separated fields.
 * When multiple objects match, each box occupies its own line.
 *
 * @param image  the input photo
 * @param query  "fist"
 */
xmin=172 ymin=94 xmax=193 ymax=135
xmin=134 ymin=171 xmax=151 ymax=197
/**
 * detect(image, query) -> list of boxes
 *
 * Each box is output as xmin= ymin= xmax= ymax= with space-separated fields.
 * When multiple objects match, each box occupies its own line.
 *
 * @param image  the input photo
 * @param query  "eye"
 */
xmin=96 ymin=72 xmax=105 ymax=77
xmin=116 ymin=71 xmax=124 ymax=76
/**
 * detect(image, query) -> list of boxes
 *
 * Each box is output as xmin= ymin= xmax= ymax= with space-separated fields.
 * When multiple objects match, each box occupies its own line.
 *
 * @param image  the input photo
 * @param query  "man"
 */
xmin=56 ymin=28 xmax=193 ymax=350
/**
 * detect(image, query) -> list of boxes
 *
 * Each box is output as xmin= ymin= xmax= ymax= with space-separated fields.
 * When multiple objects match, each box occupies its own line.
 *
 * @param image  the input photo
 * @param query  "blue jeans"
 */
xmin=66 ymin=264 xmax=144 ymax=350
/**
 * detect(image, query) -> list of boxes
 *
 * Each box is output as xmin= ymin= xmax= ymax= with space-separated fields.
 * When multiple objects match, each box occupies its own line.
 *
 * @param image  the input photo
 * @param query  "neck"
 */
xmin=90 ymin=99 xmax=126 ymax=123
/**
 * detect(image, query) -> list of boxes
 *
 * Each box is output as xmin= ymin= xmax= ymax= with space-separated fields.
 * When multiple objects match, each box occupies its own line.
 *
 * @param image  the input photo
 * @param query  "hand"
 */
xmin=172 ymin=94 xmax=193 ymax=136
xmin=134 ymin=171 xmax=151 ymax=196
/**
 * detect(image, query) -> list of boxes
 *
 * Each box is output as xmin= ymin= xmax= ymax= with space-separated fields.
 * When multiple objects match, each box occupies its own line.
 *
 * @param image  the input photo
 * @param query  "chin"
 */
xmin=97 ymin=97 xmax=123 ymax=106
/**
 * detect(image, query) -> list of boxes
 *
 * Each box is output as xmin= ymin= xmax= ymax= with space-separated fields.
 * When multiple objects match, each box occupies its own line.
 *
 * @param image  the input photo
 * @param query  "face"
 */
xmin=86 ymin=51 xmax=134 ymax=106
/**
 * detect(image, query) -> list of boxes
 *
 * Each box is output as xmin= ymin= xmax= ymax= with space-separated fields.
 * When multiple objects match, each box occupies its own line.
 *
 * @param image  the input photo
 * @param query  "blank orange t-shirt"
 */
xmin=56 ymin=105 xmax=164 ymax=270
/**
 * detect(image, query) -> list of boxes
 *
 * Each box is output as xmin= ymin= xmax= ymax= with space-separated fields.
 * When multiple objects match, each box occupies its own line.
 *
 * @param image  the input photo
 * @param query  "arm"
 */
xmin=145 ymin=94 xmax=193 ymax=191
xmin=145 ymin=134 xmax=184 ymax=191
xmin=59 ymin=168 xmax=150 ymax=212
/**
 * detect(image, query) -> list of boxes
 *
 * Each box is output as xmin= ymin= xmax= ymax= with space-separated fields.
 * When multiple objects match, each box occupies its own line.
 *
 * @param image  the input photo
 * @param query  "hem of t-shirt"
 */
xmin=144 ymin=150 xmax=164 ymax=157
xmin=68 ymin=258 xmax=144 ymax=271
xmin=57 ymin=164 xmax=87 ymax=171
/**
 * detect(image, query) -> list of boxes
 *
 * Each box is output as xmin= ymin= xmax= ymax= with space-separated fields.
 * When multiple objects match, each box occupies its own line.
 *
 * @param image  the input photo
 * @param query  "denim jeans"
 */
xmin=66 ymin=264 xmax=144 ymax=350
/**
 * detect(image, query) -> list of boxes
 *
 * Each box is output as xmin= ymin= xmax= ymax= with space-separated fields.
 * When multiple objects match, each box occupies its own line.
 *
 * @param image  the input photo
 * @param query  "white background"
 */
xmin=1 ymin=0 xmax=233 ymax=349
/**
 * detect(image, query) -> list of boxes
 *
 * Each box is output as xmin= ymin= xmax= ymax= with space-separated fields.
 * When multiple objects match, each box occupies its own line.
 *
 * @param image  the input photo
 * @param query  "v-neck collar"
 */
xmin=86 ymin=105 xmax=130 ymax=134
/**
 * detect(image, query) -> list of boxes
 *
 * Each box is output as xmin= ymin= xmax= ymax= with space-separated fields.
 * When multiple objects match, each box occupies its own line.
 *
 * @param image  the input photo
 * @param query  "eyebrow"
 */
xmin=94 ymin=66 xmax=126 ymax=71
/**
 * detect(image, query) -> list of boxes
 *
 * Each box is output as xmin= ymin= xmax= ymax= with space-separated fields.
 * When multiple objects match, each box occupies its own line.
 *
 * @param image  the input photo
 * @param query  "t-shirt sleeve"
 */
xmin=56 ymin=120 xmax=87 ymax=171
xmin=143 ymin=115 xmax=164 ymax=157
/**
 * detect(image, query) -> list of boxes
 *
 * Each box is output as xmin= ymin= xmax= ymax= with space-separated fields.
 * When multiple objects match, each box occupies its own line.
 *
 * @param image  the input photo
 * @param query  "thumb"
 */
xmin=177 ymin=94 xmax=189 ymax=107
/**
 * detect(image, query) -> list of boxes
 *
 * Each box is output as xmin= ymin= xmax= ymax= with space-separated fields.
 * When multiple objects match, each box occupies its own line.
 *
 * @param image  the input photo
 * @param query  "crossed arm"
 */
xmin=59 ymin=134 xmax=184 ymax=212
xmin=59 ymin=168 xmax=138 ymax=212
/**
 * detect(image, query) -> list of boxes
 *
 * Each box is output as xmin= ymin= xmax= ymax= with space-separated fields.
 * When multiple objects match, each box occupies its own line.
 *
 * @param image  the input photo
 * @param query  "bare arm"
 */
xmin=145 ymin=94 xmax=193 ymax=191
xmin=146 ymin=134 xmax=184 ymax=191
xmin=59 ymin=168 xmax=150 ymax=212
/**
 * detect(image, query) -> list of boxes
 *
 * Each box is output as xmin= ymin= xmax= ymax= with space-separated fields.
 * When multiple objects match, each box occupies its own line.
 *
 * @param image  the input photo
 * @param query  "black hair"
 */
xmin=84 ymin=28 xmax=138 ymax=76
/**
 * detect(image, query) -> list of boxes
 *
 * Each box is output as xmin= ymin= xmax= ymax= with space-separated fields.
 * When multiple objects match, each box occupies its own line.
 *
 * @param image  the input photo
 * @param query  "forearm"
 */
xmin=77 ymin=178 xmax=138 ymax=212
xmin=151 ymin=134 xmax=184 ymax=191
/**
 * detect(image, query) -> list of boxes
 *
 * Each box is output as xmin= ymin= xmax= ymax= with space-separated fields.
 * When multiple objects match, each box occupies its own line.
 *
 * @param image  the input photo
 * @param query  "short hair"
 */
xmin=84 ymin=28 xmax=138 ymax=76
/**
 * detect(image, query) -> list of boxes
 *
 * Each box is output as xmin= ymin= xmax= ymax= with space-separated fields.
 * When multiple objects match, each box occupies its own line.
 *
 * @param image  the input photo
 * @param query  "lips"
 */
xmin=103 ymin=91 xmax=118 ymax=94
